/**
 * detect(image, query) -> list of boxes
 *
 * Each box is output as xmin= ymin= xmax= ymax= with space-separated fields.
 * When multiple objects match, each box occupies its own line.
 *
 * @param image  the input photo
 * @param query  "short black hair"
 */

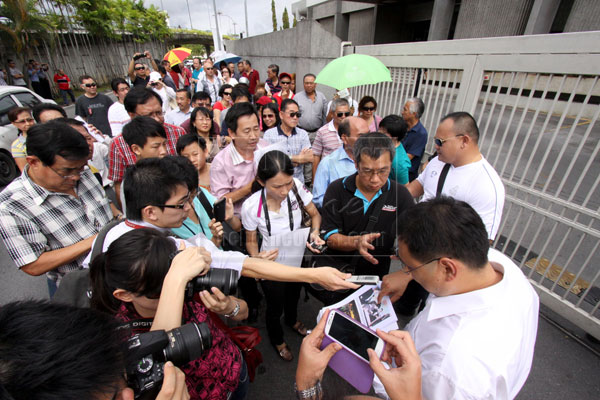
xmin=268 ymin=64 xmax=279 ymax=75
xmin=32 ymin=102 xmax=67 ymax=122
xmin=26 ymin=121 xmax=89 ymax=165
xmin=7 ymin=106 xmax=30 ymax=122
xmin=396 ymin=197 xmax=489 ymax=269
xmin=379 ymin=114 xmax=408 ymax=141
xmin=353 ymin=132 xmax=395 ymax=166
xmin=123 ymin=157 xmax=188 ymax=221
xmin=111 ymin=77 xmax=129 ymax=92
xmin=440 ymin=111 xmax=480 ymax=143
xmin=177 ymin=132 xmax=207 ymax=154
xmin=124 ymin=87 xmax=163 ymax=114
xmin=338 ymin=118 xmax=351 ymax=138
xmin=122 ymin=116 xmax=166 ymax=149
xmin=78 ymin=74 xmax=93 ymax=84
xmin=176 ymin=88 xmax=191 ymax=99
xmin=0 ymin=300 xmax=127 ymax=400
xmin=169 ymin=155 xmax=199 ymax=191
xmin=243 ymin=59 xmax=252 ymax=67
xmin=303 ymin=73 xmax=316 ymax=81
xmin=218 ymin=83 xmax=233 ymax=98
xmin=280 ymin=98 xmax=298 ymax=113
xmin=231 ymin=85 xmax=251 ymax=102
xmin=359 ymin=95 xmax=377 ymax=111
xmin=192 ymin=91 xmax=211 ymax=104
xmin=226 ymin=102 xmax=258 ymax=133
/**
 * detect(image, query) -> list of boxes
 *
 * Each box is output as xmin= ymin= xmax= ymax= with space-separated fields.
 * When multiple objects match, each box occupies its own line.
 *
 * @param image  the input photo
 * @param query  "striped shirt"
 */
xmin=0 ymin=166 xmax=112 ymax=282
xmin=312 ymin=120 xmax=342 ymax=158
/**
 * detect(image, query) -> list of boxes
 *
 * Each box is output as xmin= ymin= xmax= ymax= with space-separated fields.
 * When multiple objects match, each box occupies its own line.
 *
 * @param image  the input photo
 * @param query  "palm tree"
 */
xmin=0 ymin=0 xmax=57 ymax=84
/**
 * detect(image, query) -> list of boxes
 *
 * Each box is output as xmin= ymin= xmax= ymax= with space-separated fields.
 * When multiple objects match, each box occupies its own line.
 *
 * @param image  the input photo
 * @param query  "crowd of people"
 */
xmin=0 ymin=52 xmax=539 ymax=400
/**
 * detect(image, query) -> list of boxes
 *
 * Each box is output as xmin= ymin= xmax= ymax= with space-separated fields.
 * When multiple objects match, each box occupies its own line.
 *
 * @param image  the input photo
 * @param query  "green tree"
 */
xmin=271 ymin=0 xmax=277 ymax=32
xmin=0 ymin=0 xmax=57 ymax=82
xmin=293 ymin=14 xmax=297 ymax=27
xmin=282 ymin=7 xmax=289 ymax=29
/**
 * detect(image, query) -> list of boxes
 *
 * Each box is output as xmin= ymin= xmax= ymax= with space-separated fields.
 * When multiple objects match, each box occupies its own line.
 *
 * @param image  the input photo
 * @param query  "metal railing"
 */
xmin=347 ymin=32 xmax=600 ymax=339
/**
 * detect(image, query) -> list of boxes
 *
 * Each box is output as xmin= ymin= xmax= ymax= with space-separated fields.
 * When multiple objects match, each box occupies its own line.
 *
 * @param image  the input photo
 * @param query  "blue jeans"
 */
xmin=60 ymin=89 xmax=75 ymax=105
xmin=229 ymin=359 xmax=249 ymax=400
xmin=47 ymin=277 xmax=57 ymax=298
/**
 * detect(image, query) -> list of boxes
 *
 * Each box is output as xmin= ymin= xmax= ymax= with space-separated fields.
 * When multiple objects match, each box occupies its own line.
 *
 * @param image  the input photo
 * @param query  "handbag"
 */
xmin=207 ymin=311 xmax=263 ymax=382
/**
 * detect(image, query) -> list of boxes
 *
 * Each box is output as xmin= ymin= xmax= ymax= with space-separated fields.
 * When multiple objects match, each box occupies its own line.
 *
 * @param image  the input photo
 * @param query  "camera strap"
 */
xmin=436 ymin=163 xmax=451 ymax=197
xmin=261 ymin=188 xmax=293 ymax=236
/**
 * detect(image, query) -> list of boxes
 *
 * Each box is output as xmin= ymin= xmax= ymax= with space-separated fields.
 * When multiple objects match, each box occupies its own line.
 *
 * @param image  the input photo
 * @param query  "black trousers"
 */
xmin=260 ymin=280 xmax=302 ymax=346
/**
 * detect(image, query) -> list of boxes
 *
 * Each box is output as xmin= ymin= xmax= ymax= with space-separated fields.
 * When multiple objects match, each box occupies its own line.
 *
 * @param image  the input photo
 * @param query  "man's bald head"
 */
xmin=339 ymin=116 xmax=369 ymax=138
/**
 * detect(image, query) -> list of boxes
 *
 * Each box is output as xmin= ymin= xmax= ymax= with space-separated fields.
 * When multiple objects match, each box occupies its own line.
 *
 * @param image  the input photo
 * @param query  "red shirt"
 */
xmin=242 ymin=69 xmax=260 ymax=94
xmin=53 ymin=73 xmax=70 ymax=90
xmin=108 ymin=123 xmax=185 ymax=182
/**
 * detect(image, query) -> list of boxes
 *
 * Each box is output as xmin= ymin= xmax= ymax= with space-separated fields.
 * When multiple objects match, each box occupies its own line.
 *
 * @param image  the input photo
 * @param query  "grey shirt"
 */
xmin=295 ymin=90 xmax=328 ymax=132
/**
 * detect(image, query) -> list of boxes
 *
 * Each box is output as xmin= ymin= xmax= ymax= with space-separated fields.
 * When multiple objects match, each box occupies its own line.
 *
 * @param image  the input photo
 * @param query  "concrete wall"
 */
xmin=563 ymin=0 xmax=600 ymax=32
xmin=224 ymin=20 xmax=342 ymax=99
xmin=348 ymin=8 xmax=375 ymax=46
xmin=317 ymin=16 xmax=335 ymax=34
xmin=454 ymin=0 xmax=535 ymax=38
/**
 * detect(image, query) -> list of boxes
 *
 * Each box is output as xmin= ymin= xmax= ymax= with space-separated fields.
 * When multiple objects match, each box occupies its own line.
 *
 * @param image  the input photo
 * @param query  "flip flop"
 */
xmin=275 ymin=343 xmax=293 ymax=362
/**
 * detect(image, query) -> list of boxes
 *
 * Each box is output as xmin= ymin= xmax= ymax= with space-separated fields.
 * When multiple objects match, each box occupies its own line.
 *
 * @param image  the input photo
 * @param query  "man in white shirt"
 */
xmin=377 ymin=197 xmax=538 ymax=399
xmin=399 ymin=111 xmax=506 ymax=316
xmin=107 ymin=77 xmax=131 ymax=136
xmin=165 ymin=89 xmax=192 ymax=127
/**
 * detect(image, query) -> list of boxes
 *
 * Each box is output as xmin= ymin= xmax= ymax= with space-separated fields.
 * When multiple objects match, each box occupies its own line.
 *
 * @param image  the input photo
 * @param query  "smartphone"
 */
xmin=213 ymin=198 xmax=226 ymax=222
xmin=324 ymin=310 xmax=384 ymax=363
xmin=346 ymin=275 xmax=380 ymax=285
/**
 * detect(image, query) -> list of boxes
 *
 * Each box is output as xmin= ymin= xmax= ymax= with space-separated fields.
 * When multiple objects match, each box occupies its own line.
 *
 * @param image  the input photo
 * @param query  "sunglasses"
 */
xmin=223 ymin=91 xmax=232 ymax=96
xmin=362 ymin=106 xmax=375 ymax=111
xmin=336 ymin=112 xmax=351 ymax=118
xmin=285 ymin=111 xmax=302 ymax=118
xmin=263 ymin=114 xmax=275 ymax=118
xmin=134 ymin=66 xmax=145 ymax=71
xmin=84 ymin=83 xmax=97 ymax=87
xmin=205 ymin=67 xmax=214 ymax=70
xmin=281 ymin=81 xmax=291 ymax=85
xmin=434 ymin=134 xmax=464 ymax=147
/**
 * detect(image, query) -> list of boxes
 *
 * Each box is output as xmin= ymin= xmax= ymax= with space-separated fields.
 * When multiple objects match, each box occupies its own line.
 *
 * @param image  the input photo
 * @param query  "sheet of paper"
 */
xmin=261 ymin=227 xmax=310 ymax=268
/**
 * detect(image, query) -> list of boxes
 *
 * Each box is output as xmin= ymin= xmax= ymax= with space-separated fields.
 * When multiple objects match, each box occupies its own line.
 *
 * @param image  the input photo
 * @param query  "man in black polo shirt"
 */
xmin=316 ymin=132 xmax=414 ymax=304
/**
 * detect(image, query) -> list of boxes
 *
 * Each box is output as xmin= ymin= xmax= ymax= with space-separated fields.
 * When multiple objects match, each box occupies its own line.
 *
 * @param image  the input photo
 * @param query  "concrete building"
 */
xmin=291 ymin=0 xmax=600 ymax=45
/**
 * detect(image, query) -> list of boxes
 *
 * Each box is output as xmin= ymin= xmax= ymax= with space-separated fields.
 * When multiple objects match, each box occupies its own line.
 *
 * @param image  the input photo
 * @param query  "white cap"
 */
xmin=149 ymin=71 xmax=162 ymax=82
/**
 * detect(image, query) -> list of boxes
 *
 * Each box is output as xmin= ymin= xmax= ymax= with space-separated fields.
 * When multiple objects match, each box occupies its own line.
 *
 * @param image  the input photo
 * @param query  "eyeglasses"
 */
xmin=285 ymin=111 xmax=302 ymax=118
xmin=152 ymin=192 xmax=192 ymax=210
xmin=262 ymin=114 xmax=275 ymax=119
xmin=399 ymin=257 xmax=441 ymax=275
xmin=140 ymin=110 xmax=164 ymax=119
xmin=134 ymin=66 xmax=145 ymax=71
xmin=362 ymin=107 xmax=375 ymax=112
xmin=358 ymin=167 xmax=390 ymax=178
xmin=336 ymin=112 xmax=351 ymax=118
xmin=84 ymin=83 xmax=97 ymax=87
xmin=14 ymin=117 xmax=34 ymax=124
xmin=281 ymin=81 xmax=291 ymax=85
xmin=46 ymin=164 xmax=86 ymax=180
xmin=434 ymin=134 xmax=464 ymax=147
xmin=205 ymin=67 xmax=214 ymax=70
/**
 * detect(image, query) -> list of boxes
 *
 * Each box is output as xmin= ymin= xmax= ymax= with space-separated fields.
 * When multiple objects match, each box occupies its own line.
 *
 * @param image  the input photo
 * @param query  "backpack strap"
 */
xmin=90 ymin=219 xmax=122 ymax=261
xmin=436 ymin=163 xmax=451 ymax=197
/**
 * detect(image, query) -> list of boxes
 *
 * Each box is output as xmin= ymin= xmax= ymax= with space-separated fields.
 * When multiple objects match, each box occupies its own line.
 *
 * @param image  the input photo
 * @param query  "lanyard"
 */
xmin=261 ymin=189 xmax=294 ymax=236
xmin=125 ymin=220 xmax=147 ymax=230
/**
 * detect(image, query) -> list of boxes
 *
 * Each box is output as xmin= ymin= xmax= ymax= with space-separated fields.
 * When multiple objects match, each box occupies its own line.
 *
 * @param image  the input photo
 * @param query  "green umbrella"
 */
xmin=315 ymin=54 xmax=392 ymax=90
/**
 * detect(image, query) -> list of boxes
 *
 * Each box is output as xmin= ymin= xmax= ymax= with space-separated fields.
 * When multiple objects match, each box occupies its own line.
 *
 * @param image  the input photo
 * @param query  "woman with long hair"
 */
xmin=358 ymin=95 xmax=382 ymax=132
xmin=260 ymin=102 xmax=281 ymax=133
xmin=212 ymin=84 xmax=233 ymax=129
xmin=241 ymin=150 xmax=326 ymax=362
xmin=190 ymin=106 xmax=220 ymax=162
xmin=89 ymin=228 xmax=249 ymax=400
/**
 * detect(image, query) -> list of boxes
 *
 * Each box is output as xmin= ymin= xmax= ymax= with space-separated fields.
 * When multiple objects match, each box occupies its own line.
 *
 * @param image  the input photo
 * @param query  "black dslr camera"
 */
xmin=184 ymin=268 xmax=239 ymax=300
xmin=126 ymin=322 xmax=211 ymax=399
xmin=133 ymin=53 xmax=146 ymax=61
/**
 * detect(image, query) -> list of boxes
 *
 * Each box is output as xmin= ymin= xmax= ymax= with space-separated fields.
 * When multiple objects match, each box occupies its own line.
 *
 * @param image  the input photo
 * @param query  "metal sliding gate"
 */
xmin=346 ymin=32 xmax=600 ymax=339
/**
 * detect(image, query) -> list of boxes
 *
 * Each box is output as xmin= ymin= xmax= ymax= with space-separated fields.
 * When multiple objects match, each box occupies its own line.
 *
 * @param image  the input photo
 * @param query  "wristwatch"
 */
xmin=224 ymin=300 xmax=240 ymax=318
xmin=294 ymin=380 xmax=322 ymax=399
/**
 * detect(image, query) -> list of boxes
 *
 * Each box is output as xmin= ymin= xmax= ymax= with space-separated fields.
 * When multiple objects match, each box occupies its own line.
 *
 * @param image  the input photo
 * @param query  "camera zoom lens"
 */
xmin=164 ymin=322 xmax=211 ymax=366
xmin=192 ymin=269 xmax=239 ymax=296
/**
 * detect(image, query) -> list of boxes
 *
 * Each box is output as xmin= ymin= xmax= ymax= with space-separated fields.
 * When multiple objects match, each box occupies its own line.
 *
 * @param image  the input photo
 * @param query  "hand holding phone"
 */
xmin=213 ymin=198 xmax=226 ymax=222
xmin=324 ymin=310 xmax=385 ymax=363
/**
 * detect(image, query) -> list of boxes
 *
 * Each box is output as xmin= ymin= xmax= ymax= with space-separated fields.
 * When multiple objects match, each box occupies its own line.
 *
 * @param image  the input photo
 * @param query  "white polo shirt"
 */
xmin=404 ymin=249 xmax=539 ymax=400
xmin=417 ymin=156 xmax=505 ymax=240
xmin=241 ymin=178 xmax=312 ymax=237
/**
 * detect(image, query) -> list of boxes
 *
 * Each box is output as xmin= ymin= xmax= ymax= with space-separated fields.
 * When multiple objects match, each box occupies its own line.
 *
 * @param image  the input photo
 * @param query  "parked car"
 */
xmin=0 ymin=86 xmax=57 ymax=186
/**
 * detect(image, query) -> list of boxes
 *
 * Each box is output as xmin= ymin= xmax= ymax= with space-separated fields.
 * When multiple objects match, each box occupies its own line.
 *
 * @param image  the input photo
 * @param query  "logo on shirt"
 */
xmin=291 ymin=200 xmax=299 ymax=210
xmin=382 ymin=204 xmax=397 ymax=212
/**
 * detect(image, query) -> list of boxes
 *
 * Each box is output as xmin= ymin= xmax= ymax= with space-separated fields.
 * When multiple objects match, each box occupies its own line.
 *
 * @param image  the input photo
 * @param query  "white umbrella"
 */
xmin=210 ymin=50 xmax=242 ymax=65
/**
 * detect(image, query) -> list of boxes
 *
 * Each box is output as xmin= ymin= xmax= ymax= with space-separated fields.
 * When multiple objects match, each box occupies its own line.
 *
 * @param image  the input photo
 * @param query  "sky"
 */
xmin=145 ymin=0 xmax=298 ymax=38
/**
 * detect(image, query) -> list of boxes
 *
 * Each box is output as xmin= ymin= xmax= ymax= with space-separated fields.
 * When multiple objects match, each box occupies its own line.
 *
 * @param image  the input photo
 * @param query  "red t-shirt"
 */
xmin=213 ymin=101 xmax=229 ymax=111
xmin=242 ymin=69 xmax=260 ymax=94
xmin=53 ymin=74 xmax=70 ymax=90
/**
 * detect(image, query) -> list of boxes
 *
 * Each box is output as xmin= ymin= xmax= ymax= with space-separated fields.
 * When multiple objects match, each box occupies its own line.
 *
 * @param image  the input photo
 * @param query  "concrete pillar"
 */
xmin=454 ymin=0 xmax=535 ymax=39
xmin=563 ymin=0 xmax=600 ymax=32
xmin=428 ymin=0 xmax=455 ymax=41
xmin=333 ymin=0 xmax=349 ymax=41
xmin=524 ymin=0 xmax=561 ymax=34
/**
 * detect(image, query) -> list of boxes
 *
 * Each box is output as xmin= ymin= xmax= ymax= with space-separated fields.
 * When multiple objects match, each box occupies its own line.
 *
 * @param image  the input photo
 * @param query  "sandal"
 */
xmin=290 ymin=321 xmax=308 ymax=336
xmin=275 ymin=343 xmax=293 ymax=362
